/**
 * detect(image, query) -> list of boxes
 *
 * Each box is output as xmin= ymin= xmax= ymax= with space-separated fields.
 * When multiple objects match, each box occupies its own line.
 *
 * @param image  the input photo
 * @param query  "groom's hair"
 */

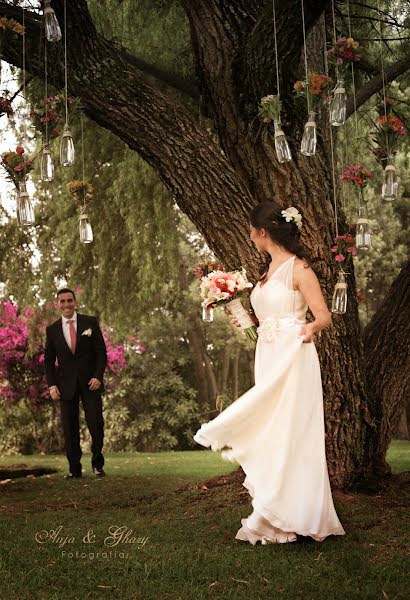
xmin=57 ymin=287 xmax=76 ymax=300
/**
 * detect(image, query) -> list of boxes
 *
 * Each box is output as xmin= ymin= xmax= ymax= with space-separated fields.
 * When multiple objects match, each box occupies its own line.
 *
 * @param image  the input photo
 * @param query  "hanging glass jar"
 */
xmin=355 ymin=204 xmax=371 ymax=250
xmin=60 ymin=124 xmax=75 ymax=167
xmin=202 ymin=304 xmax=214 ymax=322
xmin=44 ymin=0 xmax=62 ymax=43
xmin=331 ymin=271 xmax=348 ymax=314
xmin=274 ymin=120 xmax=292 ymax=163
xmin=300 ymin=111 xmax=317 ymax=157
xmin=40 ymin=147 xmax=54 ymax=182
xmin=17 ymin=181 xmax=35 ymax=226
xmin=382 ymin=163 xmax=398 ymax=202
xmin=79 ymin=212 xmax=93 ymax=244
xmin=330 ymin=79 xmax=346 ymax=127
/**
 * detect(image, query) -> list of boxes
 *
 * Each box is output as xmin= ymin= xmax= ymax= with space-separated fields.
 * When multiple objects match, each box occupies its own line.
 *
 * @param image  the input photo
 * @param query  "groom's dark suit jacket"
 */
xmin=44 ymin=313 xmax=107 ymax=401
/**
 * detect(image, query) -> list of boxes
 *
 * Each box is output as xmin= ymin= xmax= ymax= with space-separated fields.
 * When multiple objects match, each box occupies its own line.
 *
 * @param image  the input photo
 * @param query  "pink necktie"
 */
xmin=67 ymin=319 xmax=76 ymax=354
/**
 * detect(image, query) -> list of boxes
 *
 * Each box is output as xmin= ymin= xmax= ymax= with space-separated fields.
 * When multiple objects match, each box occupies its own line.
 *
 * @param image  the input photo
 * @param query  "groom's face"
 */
xmin=57 ymin=292 xmax=76 ymax=319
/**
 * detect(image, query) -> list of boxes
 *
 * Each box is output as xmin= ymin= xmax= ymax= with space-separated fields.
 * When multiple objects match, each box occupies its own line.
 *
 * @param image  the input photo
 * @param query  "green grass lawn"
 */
xmin=0 ymin=442 xmax=408 ymax=600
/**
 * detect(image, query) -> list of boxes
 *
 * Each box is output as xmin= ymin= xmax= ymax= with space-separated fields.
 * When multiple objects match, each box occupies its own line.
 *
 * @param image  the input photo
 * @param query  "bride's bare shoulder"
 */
xmin=294 ymin=257 xmax=311 ymax=272
xmin=293 ymin=257 xmax=315 ymax=290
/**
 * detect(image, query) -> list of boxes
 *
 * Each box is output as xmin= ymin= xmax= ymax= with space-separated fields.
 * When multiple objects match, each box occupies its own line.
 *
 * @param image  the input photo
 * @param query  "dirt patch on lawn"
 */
xmin=0 ymin=463 xmax=58 ymax=480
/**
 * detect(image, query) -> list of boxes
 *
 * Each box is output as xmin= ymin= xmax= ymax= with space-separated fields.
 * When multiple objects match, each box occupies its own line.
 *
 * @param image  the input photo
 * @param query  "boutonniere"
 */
xmin=81 ymin=328 xmax=92 ymax=337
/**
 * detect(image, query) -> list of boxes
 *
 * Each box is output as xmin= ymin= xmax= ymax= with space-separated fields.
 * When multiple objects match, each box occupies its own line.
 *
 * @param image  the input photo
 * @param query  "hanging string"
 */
xmin=377 ymin=0 xmax=389 ymax=157
xmin=323 ymin=13 xmax=339 ymax=239
xmin=21 ymin=5 xmax=26 ymax=140
xmin=346 ymin=0 xmax=359 ymax=141
xmin=300 ymin=0 xmax=310 ymax=113
xmin=63 ymin=0 xmax=69 ymax=126
xmin=44 ymin=34 xmax=48 ymax=148
xmin=81 ymin=115 xmax=86 ymax=211
xmin=330 ymin=0 xmax=339 ymax=81
xmin=272 ymin=0 xmax=280 ymax=97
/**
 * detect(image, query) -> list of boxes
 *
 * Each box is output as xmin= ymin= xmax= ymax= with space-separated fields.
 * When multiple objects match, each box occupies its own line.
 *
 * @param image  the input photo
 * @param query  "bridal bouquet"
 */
xmin=199 ymin=267 xmax=257 ymax=341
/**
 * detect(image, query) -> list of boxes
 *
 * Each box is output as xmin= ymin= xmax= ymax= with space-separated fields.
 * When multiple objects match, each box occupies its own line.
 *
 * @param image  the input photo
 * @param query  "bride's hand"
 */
xmin=225 ymin=308 xmax=241 ymax=328
xmin=299 ymin=323 xmax=315 ymax=343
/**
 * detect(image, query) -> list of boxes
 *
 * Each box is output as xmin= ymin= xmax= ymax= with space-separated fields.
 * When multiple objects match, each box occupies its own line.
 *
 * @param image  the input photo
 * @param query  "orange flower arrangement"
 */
xmin=293 ymin=72 xmax=333 ymax=107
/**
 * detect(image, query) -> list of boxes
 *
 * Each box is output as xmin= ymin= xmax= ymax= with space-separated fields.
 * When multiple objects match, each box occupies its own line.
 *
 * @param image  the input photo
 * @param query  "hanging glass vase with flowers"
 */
xmin=258 ymin=95 xmax=292 ymax=163
xmin=293 ymin=72 xmax=333 ymax=156
xmin=330 ymin=234 xmax=357 ymax=315
xmin=1 ymin=146 xmax=35 ymax=225
xmin=325 ymin=37 xmax=362 ymax=127
xmin=340 ymin=162 xmax=372 ymax=251
xmin=370 ymin=97 xmax=407 ymax=201
xmin=67 ymin=180 xmax=94 ymax=244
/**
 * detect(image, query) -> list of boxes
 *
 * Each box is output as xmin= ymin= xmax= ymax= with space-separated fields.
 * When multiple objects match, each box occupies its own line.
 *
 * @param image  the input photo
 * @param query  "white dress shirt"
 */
xmin=62 ymin=311 xmax=78 ymax=350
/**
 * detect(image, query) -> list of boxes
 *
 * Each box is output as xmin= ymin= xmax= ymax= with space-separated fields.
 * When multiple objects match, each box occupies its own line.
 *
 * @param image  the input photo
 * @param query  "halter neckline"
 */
xmin=259 ymin=255 xmax=295 ymax=289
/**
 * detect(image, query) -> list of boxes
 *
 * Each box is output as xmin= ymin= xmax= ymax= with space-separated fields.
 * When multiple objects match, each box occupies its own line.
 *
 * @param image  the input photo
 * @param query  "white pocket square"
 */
xmin=81 ymin=328 xmax=92 ymax=337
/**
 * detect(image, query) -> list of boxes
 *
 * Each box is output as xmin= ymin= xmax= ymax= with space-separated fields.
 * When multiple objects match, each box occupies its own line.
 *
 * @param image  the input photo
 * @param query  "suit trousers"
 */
xmin=60 ymin=380 xmax=104 ymax=474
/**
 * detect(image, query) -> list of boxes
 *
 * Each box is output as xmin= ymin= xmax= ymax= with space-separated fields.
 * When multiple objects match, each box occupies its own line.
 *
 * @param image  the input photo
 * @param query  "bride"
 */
xmin=194 ymin=201 xmax=346 ymax=545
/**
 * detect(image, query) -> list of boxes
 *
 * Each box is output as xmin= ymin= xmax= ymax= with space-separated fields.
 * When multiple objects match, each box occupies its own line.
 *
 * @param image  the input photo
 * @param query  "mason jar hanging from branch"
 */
xmin=67 ymin=179 xmax=94 ymax=244
xmin=17 ymin=180 xmax=35 ymax=226
xmin=40 ymin=147 xmax=54 ymax=182
xmin=325 ymin=37 xmax=361 ymax=127
xmin=258 ymin=95 xmax=292 ymax=164
xmin=371 ymin=101 xmax=407 ymax=200
xmin=59 ymin=0 xmax=75 ymax=167
xmin=79 ymin=210 xmax=93 ymax=244
xmin=330 ymin=230 xmax=357 ymax=315
xmin=382 ymin=161 xmax=398 ymax=202
xmin=60 ymin=124 xmax=75 ymax=166
xmin=300 ymin=111 xmax=317 ymax=157
xmin=355 ymin=204 xmax=371 ymax=251
xmin=331 ymin=271 xmax=348 ymax=314
xmin=0 ymin=146 xmax=35 ymax=225
xmin=43 ymin=0 xmax=62 ymax=43
xmin=330 ymin=79 xmax=346 ymax=127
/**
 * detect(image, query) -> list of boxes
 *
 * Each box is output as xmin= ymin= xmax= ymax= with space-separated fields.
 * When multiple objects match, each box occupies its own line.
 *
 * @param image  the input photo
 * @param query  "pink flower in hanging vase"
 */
xmin=335 ymin=254 xmax=345 ymax=263
xmin=347 ymin=246 xmax=357 ymax=256
xmin=15 ymin=146 xmax=24 ymax=155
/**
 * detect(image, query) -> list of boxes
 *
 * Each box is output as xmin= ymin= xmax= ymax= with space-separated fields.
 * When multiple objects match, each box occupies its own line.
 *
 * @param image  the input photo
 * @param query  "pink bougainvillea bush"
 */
xmin=0 ymin=300 xmax=127 ymax=406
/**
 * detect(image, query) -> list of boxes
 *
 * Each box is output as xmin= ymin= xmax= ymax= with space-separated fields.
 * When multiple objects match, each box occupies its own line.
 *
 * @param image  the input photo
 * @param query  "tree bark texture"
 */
xmin=363 ymin=261 xmax=410 ymax=468
xmin=1 ymin=0 xmax=408 ymax=487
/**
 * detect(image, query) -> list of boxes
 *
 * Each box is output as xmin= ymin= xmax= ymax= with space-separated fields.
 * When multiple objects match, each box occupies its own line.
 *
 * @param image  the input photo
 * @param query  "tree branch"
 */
xmin=0 ymin=0 xmax=199 ymax=101
xmin=0 ymin=0 xmax=256 ymax=267
xmin=346 ymin=57 xmax=410 ymax=118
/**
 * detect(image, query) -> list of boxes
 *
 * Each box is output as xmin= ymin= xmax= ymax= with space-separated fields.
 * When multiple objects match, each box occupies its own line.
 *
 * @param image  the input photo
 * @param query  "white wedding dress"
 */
xmin=194 ymin=255 xmax=346 ymax=544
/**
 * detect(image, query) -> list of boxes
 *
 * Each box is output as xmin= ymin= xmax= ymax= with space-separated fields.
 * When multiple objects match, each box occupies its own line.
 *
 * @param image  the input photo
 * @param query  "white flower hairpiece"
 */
xmin=281 ymin=206 xmax=302 ymax=230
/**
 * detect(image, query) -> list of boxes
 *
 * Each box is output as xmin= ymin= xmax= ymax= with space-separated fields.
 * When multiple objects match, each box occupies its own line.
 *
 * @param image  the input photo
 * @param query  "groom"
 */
xmin=44 ymin=288 xmax=107 ymax=479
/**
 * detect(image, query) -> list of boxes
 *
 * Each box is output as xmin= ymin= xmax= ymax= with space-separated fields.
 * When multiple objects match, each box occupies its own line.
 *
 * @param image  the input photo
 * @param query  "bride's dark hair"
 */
xmin=248 ymin=201 xmax=311 ymax=277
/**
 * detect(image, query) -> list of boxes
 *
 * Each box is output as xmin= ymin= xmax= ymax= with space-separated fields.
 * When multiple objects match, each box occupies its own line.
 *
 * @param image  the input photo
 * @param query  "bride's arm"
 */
xmin=293 ymin=260 xmax=331 ymax=342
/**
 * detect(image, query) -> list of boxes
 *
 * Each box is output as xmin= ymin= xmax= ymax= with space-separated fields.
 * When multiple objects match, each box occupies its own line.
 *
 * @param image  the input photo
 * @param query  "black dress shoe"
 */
xmin=64 ymin=472 xmax=82 ymax=479
xmin=92 ymin=467 xmax=105 ymax=477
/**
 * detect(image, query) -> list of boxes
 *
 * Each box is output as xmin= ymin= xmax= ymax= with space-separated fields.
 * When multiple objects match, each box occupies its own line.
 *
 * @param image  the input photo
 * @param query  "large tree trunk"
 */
xmin=1 ymin=0 xmax=406 ymax=488
xmin=363 ymin=261 xmax=410 ymax=468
